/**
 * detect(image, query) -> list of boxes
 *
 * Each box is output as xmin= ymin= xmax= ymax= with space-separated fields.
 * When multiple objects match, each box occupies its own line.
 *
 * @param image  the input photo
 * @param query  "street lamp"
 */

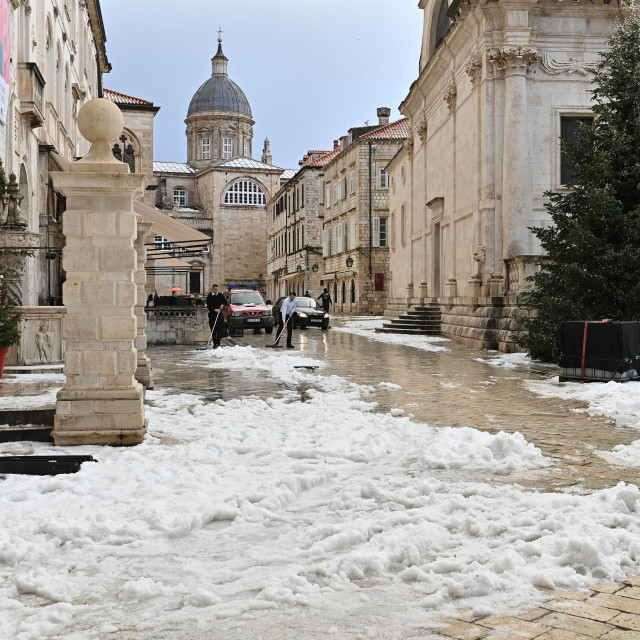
xmin=346 ymin=256 xmax=354 ymax=268
xmin=311 ymin=263 xmax=319 ymax=273
xmin=296 ymin=265 xmax=303 ymax=273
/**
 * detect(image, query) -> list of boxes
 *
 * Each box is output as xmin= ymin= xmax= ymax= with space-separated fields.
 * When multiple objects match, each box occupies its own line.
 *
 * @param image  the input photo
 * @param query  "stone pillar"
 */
xmin=489 ymin=46 xmax=539 ymax=260
xmin=51 ymin=99 xmax=147 ymax=446
xmin=134 ymin=215 xmax=153 ymax=389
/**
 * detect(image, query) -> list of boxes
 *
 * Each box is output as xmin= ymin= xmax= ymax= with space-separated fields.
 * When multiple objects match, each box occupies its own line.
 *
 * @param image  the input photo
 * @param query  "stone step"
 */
xmin=375 ymin=327 xmax=441 ymax=335
xmin=0 ymin=408 xmax=55 ymax=426
xmin=391 ymin=316 xmax=441 ymax=324
xmin=0 ymin=424 xmax=53 ymax=443
xmin=406 ymin=311 xmax=441 ymax=318
xmin=384 ymin=321 xmax=441 ymax=329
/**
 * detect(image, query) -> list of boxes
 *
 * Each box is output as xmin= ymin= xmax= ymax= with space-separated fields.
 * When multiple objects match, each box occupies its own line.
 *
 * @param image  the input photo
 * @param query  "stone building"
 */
xmin=386 ymin=0 xmax=620 ymax=350
xmin=322 ymin=109 xmax=407 ymax=315
xmin=0 ymin=0 xmax=109 ymax=307
xmin=266 ymin=147 xmax=338 ymax=303
xmin=150 ymin=35 xmax=287 ymax=295
xmin=103 ymin=88 xmax=211 ymax=297
xmin=0 ymin=0 xmax=109 ymax=371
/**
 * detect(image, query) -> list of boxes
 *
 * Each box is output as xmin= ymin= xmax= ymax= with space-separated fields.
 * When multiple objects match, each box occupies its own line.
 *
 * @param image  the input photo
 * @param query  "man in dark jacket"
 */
xmin=206 ymin=284 xmax=228 ymax=348
xmin=317 ymin=288 xmax=332 ymax=313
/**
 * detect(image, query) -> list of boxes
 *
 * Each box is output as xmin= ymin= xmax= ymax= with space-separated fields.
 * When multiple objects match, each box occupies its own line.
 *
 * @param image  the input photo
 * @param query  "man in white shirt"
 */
xmin=280 ymin=291 xmax=297 ymax=348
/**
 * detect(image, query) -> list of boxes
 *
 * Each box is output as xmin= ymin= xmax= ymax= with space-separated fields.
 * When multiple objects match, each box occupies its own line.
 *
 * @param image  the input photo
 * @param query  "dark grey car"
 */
xmin=273 ymin=296 xmax=329 ymax=329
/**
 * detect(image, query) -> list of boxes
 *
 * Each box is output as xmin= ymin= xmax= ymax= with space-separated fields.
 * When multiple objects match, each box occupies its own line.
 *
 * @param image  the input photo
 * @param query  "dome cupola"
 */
xmin=187 ymin=34 xmax=252 ymax=117
xmin=185 ymin=32 xmax=255 ymax=167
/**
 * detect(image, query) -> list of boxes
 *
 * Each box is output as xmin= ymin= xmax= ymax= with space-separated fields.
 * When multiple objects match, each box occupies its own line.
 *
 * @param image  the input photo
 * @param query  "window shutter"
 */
xmin=325 ymin=186 xmax=331 ymax=208
xmin=322 ymin=230 xmax=330 ymax=257
xmin=333 ymin=225 xmax=339 ymax=253
xmin=339 ymin=222 xmax=346 ymax=252
xmin=350 ymin=217 xmax=357 ymax=250
xmin=341 ymin=177 xmax=347 ymax=199
xmin=373 ymin=216 xmax=381 ymax=248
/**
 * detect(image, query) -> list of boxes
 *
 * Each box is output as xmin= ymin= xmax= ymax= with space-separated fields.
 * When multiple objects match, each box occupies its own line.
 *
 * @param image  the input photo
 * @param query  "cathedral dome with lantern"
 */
xmin=185 ymin=34 xmax=255 ymax=167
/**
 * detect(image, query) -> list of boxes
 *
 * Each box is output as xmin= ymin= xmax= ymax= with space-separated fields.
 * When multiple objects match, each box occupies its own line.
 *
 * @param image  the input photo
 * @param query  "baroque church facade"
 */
xmin=150 ymin=35 xmax=286 ymax=295
xmin=386 ymin=0 xmax=621 ymax=351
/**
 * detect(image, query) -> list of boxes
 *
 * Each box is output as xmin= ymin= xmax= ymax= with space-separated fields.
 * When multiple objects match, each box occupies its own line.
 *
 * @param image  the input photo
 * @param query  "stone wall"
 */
xmin=146 ymin=307 xmax=210 ymax=345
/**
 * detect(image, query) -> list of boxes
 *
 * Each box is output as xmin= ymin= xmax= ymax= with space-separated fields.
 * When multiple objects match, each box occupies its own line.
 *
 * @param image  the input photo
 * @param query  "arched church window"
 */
xmin=173 ymin=188 xmax=187 ymax=207
xmin=223 ymin=180 xmax=266 ymax=206
xmin=112 ymin=132 xmax=136 ymax=173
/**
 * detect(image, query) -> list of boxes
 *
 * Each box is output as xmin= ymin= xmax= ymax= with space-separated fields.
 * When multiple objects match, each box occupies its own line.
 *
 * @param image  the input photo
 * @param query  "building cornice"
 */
xmin=86 ymin=0 xmax=111 ymax=73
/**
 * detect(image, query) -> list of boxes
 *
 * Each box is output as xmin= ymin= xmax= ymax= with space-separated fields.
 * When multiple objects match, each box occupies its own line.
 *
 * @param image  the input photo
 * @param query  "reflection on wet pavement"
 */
xmin=149 ymin=319 xmax=640 ymax=495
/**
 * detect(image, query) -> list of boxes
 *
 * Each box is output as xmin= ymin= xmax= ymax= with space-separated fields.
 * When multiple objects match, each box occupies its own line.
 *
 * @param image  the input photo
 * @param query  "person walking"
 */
xmin=317 ymin=288 xmax=332 ymax=313
xmin=206 ymin=284 xmax=228 ymax=348
xmin=280 ymin=291 xmax=297 ymax=349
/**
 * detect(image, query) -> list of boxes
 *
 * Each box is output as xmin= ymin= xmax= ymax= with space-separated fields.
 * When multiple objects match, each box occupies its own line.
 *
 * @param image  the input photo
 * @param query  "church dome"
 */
xmin=188 ymin=76 xmax=251 ymax=116
xmin=187 ymin=38 xmax=252 ymax=117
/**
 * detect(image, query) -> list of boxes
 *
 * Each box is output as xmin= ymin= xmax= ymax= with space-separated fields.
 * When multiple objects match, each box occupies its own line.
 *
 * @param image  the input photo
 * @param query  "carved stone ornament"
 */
xmin=465 ymin=56 xmax=482 ymax=85
xmin=539 ymin=53 xmax=597 ymax=76
xmin=489 ymin=46 xmax=540 ymax=77
xmin=444 ymin=82 xmax=457 ymax=113
xmin=417 ymin=119 xmax=428 ymax=143
xmin=35 ymin=323 xmax=53 ymax=361
xmin=404 ymin=135 xmax=414 ymax=158
xmin=1 ymin=173 xmax=28 ymax=228
xmin=473 ymin=245 xmax=486 ymax=263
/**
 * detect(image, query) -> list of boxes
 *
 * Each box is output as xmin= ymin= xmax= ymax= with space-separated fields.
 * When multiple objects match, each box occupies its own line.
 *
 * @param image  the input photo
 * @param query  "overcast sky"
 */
xmin=101 ymin=0 xmax=423 ymax=169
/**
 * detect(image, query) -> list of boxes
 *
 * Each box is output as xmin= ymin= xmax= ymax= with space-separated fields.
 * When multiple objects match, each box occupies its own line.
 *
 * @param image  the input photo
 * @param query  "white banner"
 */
xmin=0 ymin=75 xmax=8 ymax=125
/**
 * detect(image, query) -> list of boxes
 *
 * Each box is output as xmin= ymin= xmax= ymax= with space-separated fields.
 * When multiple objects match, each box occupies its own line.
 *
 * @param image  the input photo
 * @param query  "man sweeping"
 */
xmin=206 ymin=284 xmax=228 ymax=348
xmin=280 ymin=291 xmax=297 ymax=349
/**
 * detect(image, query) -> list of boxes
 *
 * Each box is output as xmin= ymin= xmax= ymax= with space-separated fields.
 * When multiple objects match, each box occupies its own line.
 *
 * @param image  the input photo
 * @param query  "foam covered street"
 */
xmin=3 ymin=319 xmax=640 ymax=639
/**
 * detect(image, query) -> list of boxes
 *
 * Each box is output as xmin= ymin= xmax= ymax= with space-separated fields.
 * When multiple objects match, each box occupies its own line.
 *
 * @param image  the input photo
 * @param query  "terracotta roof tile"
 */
xmin=359 ymin=118 xmax=409 ymax=140
xmin=303 ymin=148 xmax=340 ymax=167
xmin=104 ymin=88 xmax=154 ymax=106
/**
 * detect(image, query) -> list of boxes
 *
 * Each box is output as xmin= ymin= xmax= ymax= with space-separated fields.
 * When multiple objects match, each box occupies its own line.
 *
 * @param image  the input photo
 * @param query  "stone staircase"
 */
xmin=376 ymin=304 xmax=441 ymax=336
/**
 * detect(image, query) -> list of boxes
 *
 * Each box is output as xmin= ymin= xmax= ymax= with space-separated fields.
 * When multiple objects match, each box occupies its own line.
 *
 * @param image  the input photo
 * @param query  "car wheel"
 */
xmin=265 ymin=327 xmax=273 ymax=334
xmin=321 ymin=322 xmax=329 ymax=330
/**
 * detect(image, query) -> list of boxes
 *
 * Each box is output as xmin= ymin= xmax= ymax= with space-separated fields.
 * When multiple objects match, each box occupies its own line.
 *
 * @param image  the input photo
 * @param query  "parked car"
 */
xmin=272 ymin=296 xmax=329 ymax=330
xmin=224 ymin=289 xmax=274 ymax=333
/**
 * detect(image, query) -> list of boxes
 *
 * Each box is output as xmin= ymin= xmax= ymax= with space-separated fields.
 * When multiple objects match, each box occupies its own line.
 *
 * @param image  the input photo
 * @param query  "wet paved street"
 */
xmin=148 ymin=320 xmax=640 ymax=639
xmin=150 ymin=319 xmax=640 ymax=496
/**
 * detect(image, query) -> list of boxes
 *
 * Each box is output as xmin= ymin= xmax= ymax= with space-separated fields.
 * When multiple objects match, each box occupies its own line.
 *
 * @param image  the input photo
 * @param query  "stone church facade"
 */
xmin=387 ymin=0 xmax=621 ymax=351
xmin=150 ymin=36 xmax=286 ymax=295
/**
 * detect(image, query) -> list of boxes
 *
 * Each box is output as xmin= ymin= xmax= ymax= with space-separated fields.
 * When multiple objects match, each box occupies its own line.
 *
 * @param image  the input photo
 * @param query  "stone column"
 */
xmin=51 ymin=99 xmax=147 ymax=446
xmin=490 ymin=46 xmax=539 ymax=260
xmin=134 ymin=215 xmax=153 ymax=389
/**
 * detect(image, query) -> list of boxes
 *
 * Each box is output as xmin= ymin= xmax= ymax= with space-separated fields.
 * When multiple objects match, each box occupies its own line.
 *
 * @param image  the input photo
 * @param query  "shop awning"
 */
xmin=134 ymin=201 xmax=211 ymax=259
xmin=145 ymin=256 xmax=204 ymax=275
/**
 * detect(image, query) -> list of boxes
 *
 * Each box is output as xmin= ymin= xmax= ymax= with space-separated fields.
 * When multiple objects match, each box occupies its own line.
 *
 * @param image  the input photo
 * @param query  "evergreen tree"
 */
xmin=0 ymin=278 xmax=20 ymax=348
xmin=0 ymin=156 xmax=6 ymax=197
xmin=521 ymin=6 xmax=640 ymax=361
xmin=0 ymin=159 xmax=20 ymax=349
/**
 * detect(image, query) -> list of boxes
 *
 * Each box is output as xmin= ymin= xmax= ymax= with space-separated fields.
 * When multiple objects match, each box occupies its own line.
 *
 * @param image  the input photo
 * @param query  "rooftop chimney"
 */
xmin=333 ymin=139 xmax=340 ymax=150
xmin=377 ymin=107 xmax=391 ymax=126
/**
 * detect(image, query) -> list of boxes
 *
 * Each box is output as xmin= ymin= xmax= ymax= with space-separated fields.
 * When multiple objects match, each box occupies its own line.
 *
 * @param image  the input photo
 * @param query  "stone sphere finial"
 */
xmin=75 ymin=98 xmax=127 ymax=171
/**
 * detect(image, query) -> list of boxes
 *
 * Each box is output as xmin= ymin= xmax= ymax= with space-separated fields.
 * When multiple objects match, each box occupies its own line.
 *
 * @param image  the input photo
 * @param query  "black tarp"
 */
xmin=559 ymin=321 xmax=640 ymax=381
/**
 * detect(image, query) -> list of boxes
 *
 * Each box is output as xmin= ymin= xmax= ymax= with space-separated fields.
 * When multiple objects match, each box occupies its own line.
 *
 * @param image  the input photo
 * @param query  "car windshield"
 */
xmin=295 ymin=298 xmax=317 ymax=308
xmin=230 ymin=292 xmax=264 ymax=305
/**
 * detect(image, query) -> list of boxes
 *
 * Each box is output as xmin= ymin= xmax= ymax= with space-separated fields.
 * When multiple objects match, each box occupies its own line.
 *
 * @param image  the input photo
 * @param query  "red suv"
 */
xmin=224 ymin=289 xmax=274 ymax=334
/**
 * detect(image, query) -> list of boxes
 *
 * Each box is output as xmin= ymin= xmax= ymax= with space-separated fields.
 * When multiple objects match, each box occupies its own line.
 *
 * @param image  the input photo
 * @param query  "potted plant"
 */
xmin=0 ymin=277 xmax=21 ymax=377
